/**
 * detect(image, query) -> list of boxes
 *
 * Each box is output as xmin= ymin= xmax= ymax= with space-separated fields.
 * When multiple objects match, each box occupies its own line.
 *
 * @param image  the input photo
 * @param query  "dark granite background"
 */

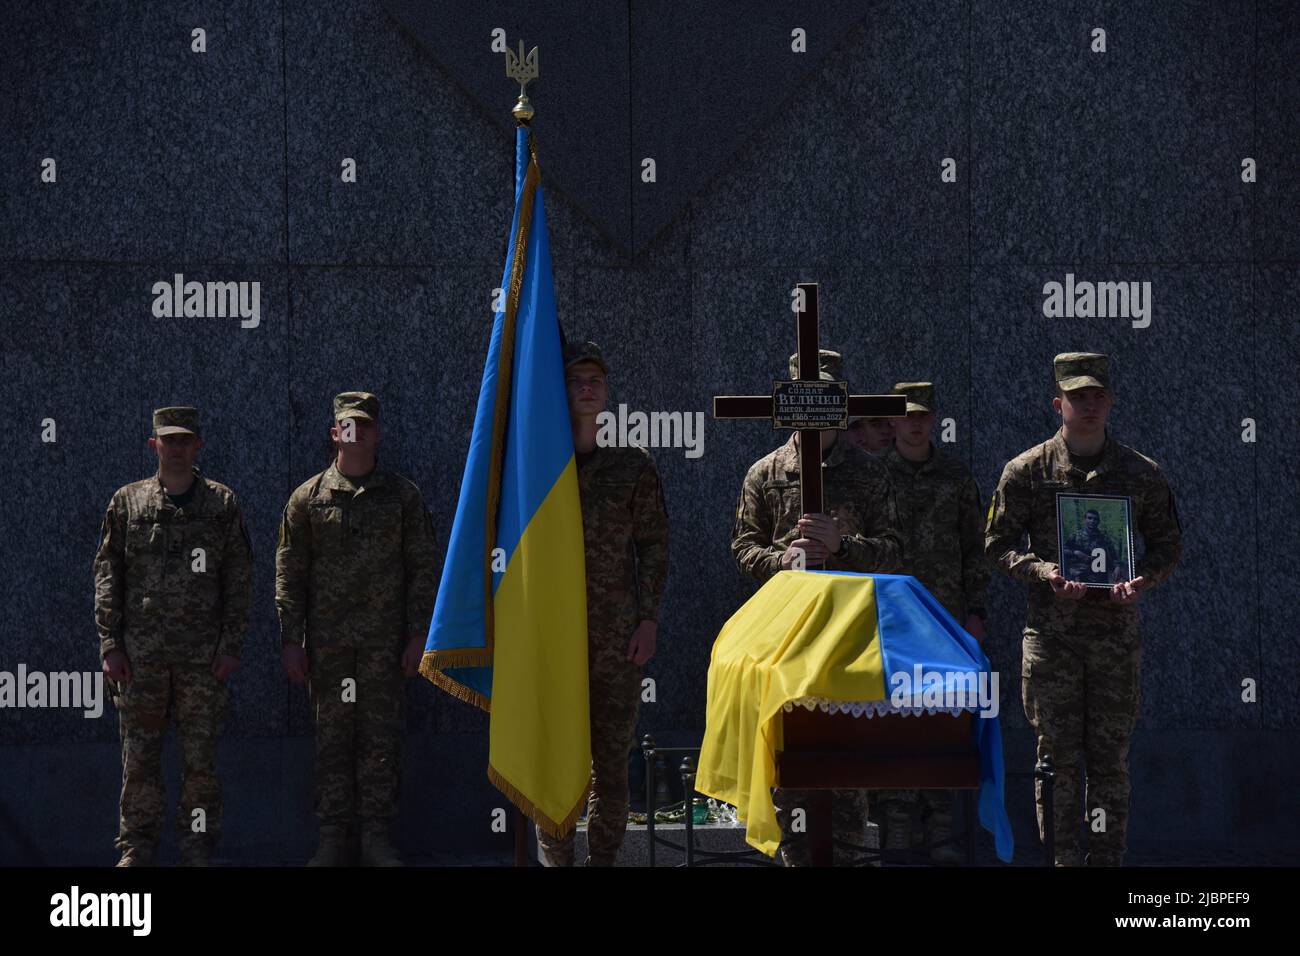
xmin=1 ymin=0 xmax=1296 ymax=865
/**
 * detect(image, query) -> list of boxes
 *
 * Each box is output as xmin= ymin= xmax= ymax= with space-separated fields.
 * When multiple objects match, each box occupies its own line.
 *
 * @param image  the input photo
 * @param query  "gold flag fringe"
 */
xmin=488 ymin=763 xmax=589 ymax=839
xmin=418 ymin=650 xmax=491 ymax=712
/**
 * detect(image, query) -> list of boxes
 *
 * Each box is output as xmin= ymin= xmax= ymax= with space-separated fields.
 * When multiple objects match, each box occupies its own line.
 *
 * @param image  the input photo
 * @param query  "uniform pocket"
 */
xmin=125 ymin=517 xmax=162 ymax=559
xmin=765 ymin=481 xmax=802 ymax=537
xmin=181 ymin=514 xmax=225 ymax=575
xmin=355 ymin=494 xmax=403 ymax=565
xmin=309 ymin=500 xmax=347 ymax=552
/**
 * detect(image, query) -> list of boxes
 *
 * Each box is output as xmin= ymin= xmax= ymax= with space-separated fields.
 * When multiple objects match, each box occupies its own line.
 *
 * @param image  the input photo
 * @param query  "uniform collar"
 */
xmin=322 ymin=460 xmax=387 ymax=493
xmin=886 ymin=442 xmax=936 ymax=474
xmin=576 ymin=444 xmax=606 ymax=474
xmin=151 ymin=467 xmax=206 ymax=511
xmin=775 ymin=434 xmax=800 ymax=476
xmin=1049 ymin=427 xmax=1118 ymax=478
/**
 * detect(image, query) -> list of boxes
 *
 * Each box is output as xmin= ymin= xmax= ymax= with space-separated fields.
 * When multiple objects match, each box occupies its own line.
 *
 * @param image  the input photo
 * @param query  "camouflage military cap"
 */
xmin=333 ymin=391 xmax=379 ymax=422
xmin=892 ymin=381 xmax=936 ymax=414
xmin=563 ymin=340 xmax=609 ymax=374
xmin=1054 ymin=352 xmax=1111 ymax=392
xmin=153 ymin=406 xmax=200 ymax=437
xmin=787 ymin=349 xmax=843 ymax=382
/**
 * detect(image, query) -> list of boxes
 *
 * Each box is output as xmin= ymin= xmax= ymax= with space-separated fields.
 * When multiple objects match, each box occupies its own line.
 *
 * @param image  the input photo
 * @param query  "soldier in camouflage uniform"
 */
xmin=535 ymin=342 xmax=670 ymax=866
xmin=731 ymin=349 xmax=903 ymax=866
xmin=846 ymin=415 xmax=894 ymax=454
xmin=94 ymin=406 xmax=252 ymax=867
xmin=872 ymin=382 xmax=990 ymax=864
xmin=1062 ymin=510 xmax=1124 ymax=584
xmin=986 ymin=353 xmax=1182 ymax=866
xmin=275 ymin=392 xmax=438 ymax=867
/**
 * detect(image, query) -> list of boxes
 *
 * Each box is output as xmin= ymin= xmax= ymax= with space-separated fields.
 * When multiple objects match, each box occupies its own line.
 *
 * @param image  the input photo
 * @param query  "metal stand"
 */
xmin=641 ymin=734 xmax=1055 ymax=867
xmin=641 ymin=735 xmax=777 ymax=867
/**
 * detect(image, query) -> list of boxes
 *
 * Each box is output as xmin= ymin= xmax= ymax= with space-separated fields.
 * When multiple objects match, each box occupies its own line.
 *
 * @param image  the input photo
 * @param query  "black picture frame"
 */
xmin=1055 ymin=493 xmax=1135 ymax=588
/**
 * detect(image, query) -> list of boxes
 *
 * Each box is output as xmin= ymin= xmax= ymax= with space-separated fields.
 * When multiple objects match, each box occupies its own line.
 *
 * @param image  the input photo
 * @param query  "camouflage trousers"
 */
xmin=773 ymin=788 xmax=869 ymax=866
xmin=873 ymin=789 xmax=954 ymax=830
xmin=1022 ymin=615 xmax=1142 ymax=867
xmin=536 ymin=662 xmax=640 ymax=867
xmin=308 ymin=643 xmax=404 ymax=837
xmin=112 ymin=659 xmax=227 ymax=855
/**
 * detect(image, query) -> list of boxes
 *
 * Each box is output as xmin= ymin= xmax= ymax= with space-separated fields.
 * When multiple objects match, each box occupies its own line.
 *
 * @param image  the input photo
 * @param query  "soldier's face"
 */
xmin=566 ymin=362 xmax=607 ymax=419
xmin=1054 ymin=387 xmax=1113 ymax=431
xmin=332 ymin=417 xmax=378 ymax=454
xmin=860 ymin=418 xmax=894 ymax=453
xmin=1085 ymin=512 xmax=1099 ymax=531
xmin=149 ymin=432 xmax=202 ymax=469
xmin=894 ymin=411 xmax=934 ymax=450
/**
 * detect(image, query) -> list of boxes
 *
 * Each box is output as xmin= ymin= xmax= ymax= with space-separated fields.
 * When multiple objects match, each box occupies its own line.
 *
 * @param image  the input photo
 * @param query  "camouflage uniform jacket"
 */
xmin=578 ymin=446 xmax=670 ymax=656
xmin=732 ymin=434 xmax=903 ymax=583
xmin=985 ymin=428 xmax=1182 ymax=628
xmin=276 ymin=462 xmax=438 ymax=649
xmin=94 ymin=468 xmax=252 ymax=665
xmin=884 ymin=444 xmax=989 ymax=621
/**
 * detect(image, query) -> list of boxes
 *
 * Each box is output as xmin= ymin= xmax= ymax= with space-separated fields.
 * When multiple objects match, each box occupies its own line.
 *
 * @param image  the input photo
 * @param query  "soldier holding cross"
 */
xmin=729 ymin=348 xmax=903 ymax=866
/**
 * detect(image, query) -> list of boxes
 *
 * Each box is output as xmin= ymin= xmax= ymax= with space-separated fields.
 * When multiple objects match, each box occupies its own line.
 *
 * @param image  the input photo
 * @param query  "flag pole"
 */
xmin=505 ymin=37 xmax=539 ymax=868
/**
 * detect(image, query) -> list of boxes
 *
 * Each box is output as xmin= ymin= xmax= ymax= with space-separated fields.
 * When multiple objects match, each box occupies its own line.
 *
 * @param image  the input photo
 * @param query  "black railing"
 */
xmin=640 ymin=734 xmax=1056 ymax=867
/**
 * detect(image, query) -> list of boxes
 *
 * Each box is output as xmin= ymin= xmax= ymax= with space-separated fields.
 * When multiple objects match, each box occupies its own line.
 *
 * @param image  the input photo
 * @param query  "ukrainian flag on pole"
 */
xmin=420 ymin=123 xmax=590 ymax=837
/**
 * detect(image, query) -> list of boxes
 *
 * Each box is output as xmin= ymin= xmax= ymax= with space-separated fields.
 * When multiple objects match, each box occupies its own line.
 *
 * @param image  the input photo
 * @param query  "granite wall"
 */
xmin=1 ymin=0 xmax=1296 ymax=865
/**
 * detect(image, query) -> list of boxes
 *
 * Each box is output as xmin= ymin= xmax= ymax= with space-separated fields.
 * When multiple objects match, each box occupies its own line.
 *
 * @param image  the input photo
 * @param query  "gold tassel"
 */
xmin=488 ymin=764 xmax=589 ymax=839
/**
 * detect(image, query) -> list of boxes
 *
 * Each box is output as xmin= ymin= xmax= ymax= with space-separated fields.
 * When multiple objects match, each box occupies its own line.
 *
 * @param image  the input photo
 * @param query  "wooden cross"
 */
xmin=713 ymin=282 xmax=906 ymax=563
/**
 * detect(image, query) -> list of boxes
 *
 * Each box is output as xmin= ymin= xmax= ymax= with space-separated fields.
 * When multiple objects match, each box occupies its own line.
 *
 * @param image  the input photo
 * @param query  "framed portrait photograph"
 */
xmin=1056 ymin=493 xmax=1135 ymax=588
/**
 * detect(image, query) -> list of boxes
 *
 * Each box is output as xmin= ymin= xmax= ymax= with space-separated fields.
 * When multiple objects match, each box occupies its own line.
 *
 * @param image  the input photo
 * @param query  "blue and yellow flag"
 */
xmin=421 ymin=125 xmax=590 ymax=837
xmin=695 ymin=571 xmax=1014 ymax=862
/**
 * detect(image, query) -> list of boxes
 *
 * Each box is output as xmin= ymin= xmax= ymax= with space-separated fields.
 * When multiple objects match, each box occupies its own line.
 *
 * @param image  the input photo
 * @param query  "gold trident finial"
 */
xmin=505 ymin=40 xmax=539 ymax=124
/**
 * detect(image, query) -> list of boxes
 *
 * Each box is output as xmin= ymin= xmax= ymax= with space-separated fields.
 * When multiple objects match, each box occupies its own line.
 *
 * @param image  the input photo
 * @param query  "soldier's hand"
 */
xmin=211 ymin=654 xmax=240 ymax=682
xmin=1110 ymin=576 xmax=1146 ymax=605
xmin=964 ymin=614 xmax=986 ymax=644
xmin=781 ymin=538 xmax=828 ymax=568
xmin=797 ymin=514 xmax=841 ymax=552
xmin=401 ymin=636 xmax=424 ymax=677
xmin=282 ymin=644 xmax=309 ymax=684
xmin=103 ymin=649 xmax=131 ymax=684
xmin=627 ymin=620 xmax=657 ymax=666
xmin=1047 ymin=571 xmax=1088 ymax=600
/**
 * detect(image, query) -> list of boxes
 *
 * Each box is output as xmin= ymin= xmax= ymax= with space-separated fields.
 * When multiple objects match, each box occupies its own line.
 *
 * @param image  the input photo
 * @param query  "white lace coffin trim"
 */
xmin=782 ymin=697 xmax=977 ymax=719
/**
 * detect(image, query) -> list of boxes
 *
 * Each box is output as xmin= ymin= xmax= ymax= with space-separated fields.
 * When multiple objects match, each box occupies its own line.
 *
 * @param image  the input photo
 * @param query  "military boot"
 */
xmin=359 ymin=830 xmax=402 ymax=867
xmin=307 ymin=826 xmax=347 ymax=867
xmin=114 ymin=846 xmax=153 ymax=867
xmin=925 ymin=810 xmax=965 ymax=865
